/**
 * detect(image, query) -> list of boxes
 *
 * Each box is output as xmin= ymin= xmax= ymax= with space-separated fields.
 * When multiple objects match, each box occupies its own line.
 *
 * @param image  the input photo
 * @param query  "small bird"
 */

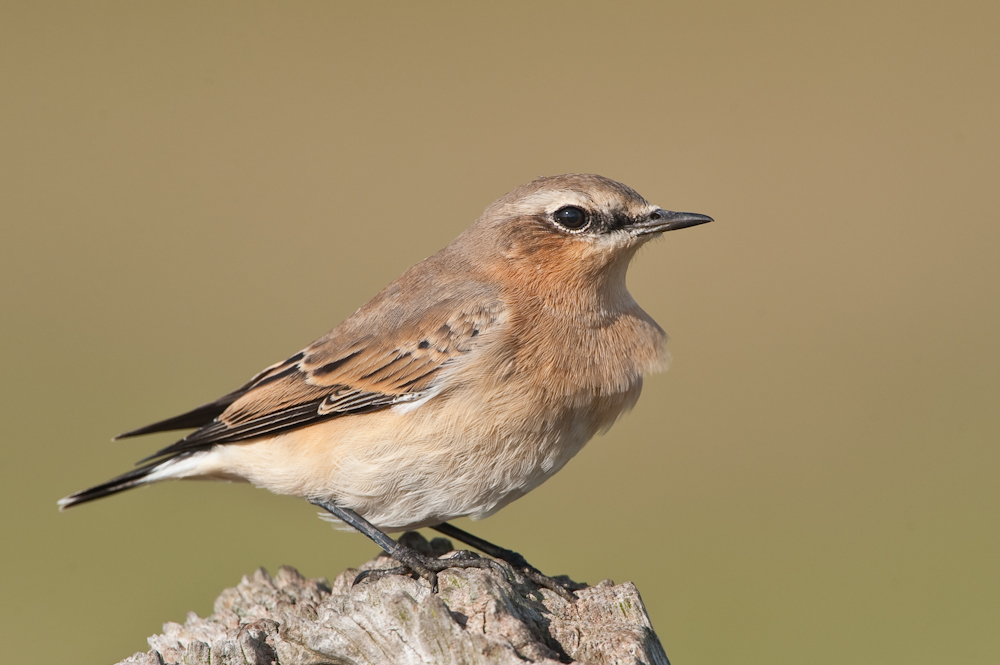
xmin=60 ymin=174 xmax=711 ymax=597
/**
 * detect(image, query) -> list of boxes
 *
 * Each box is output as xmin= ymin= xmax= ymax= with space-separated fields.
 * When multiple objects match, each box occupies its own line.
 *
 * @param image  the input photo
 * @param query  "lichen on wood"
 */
xmin=116 ymin=532 xmax=669 ymax=665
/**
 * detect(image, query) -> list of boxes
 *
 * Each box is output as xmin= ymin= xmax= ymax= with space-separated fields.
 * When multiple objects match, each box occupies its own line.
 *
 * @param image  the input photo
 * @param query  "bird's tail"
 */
xmin=57 ymin=454 xmax=197 ymax=510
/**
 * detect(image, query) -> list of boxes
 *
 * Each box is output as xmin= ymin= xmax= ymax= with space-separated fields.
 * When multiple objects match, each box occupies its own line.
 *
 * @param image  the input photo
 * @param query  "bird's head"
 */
xmin=457 ymin=174 xmax=712 ymax=299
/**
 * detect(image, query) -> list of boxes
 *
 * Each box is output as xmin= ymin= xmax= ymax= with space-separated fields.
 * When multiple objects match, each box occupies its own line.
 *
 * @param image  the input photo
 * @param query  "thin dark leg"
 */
xmin=310 ymin=499 xmax=504 ymax=593
xmin=311 ymin=500 xmax=398 ymax=553
xmin=432 ymin=522 xmax=577 ymax=601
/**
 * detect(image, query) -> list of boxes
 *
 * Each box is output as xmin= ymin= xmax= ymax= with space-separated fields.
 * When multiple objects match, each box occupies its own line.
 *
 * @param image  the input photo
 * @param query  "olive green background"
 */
xmin=2 ymin=2 xmax=998 ymax=663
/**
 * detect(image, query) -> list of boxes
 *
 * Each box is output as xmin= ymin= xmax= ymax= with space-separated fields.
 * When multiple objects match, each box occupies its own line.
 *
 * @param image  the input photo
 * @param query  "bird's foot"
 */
xmin=431 ymin=523 xmax=580 ymax=601
xmin=353 ymin=546 xmax=508 ymax=594
xmin=481 ymin=548 xmax=577 ymax=602
xmin=509 ymin=561 xmax=578 ymax=602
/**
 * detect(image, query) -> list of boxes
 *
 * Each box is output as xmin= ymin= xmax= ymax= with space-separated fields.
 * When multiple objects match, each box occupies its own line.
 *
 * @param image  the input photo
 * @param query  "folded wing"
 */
xmin=126 ymin=295 xmax=505 ymax=463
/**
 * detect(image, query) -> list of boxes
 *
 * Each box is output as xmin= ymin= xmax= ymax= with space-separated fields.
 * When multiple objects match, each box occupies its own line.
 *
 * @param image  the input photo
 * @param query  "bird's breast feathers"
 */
xmin=195 ymin=299 xmax=667 ymax=529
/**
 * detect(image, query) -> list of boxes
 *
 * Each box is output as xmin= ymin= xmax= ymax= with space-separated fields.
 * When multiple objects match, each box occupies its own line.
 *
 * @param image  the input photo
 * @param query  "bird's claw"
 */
xmin=351 ymin=548 xmax=509 ymax=594
xmin=517 ymin=566 xmax=578 ymax=602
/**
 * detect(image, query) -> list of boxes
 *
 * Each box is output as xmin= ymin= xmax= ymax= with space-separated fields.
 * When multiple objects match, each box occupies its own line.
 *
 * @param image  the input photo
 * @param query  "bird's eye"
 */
xmin=552 ymin=206 xmax=589 ymax=231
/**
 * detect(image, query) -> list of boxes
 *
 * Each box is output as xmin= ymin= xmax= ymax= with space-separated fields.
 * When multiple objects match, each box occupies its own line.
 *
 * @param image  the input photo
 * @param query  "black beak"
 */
xmin=632 ymin=209 xmax=714 ymax=235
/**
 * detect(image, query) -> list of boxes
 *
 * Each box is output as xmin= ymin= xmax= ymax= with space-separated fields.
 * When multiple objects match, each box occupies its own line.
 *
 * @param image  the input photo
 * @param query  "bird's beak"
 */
xmin=631 ymin=209 xmax=714 ymax=235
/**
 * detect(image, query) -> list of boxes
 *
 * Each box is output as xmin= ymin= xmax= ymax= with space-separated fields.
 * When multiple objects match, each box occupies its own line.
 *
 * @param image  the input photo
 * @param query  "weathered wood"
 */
xmin=117 ymin=532 xmax=669 ymax=665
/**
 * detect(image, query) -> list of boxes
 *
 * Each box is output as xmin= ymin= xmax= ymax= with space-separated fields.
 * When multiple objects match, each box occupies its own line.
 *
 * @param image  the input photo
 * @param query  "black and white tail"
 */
xmin=57 ymin=454 xmax=200 ymax=510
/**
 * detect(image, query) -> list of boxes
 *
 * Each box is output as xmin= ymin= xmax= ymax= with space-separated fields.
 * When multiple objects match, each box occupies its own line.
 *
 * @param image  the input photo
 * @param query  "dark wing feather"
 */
xmin=136 ymin=297 xmax=505 ymax=463
xmin=115 ymin=352 xmax=306 ymax=439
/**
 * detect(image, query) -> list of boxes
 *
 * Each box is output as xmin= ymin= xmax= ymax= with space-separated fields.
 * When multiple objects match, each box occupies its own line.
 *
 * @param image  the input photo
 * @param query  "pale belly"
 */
xmin=188 ymin=385 xmax=642 ymax=531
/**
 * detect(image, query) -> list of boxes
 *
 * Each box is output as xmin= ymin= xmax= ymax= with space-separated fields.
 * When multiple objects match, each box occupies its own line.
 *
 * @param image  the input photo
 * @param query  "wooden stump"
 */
xmin=117 ymin=532 xmax=669 ymax=665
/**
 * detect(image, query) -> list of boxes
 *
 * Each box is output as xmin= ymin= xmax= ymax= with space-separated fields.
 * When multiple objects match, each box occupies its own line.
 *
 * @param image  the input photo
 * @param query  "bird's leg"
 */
xmin=310 ymin=499 xmax=504 ymax=593
xmin=432 ymin=522 xmax=578 ymax=601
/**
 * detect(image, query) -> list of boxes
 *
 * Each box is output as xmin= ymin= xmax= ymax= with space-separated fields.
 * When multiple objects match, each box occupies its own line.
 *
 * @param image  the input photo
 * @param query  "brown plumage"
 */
xmin=59 ymin=174 xmax=711 ymax=595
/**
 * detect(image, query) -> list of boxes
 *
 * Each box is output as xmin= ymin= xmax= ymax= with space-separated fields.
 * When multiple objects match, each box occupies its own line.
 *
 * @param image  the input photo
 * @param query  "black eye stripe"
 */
xmin=552 ymin=206 xmax=589 ymax=231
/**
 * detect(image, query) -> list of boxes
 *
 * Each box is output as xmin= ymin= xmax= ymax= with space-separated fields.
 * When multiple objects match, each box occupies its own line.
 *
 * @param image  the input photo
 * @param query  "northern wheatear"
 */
xmin=60 ymin=174 xmax=711 ymax=597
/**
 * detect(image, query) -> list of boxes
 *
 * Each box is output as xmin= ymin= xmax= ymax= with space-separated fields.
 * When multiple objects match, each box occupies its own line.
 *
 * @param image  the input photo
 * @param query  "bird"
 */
xmin=59 ymin=173 xmax=712 ymax=598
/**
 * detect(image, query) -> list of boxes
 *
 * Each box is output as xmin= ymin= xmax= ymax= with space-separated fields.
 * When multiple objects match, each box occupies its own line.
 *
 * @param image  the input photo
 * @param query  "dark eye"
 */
xmin=552 ymin=206 xmax=589 ymax=230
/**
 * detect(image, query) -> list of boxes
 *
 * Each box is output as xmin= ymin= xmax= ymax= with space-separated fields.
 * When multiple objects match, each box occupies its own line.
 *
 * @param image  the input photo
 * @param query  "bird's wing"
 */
xmin=131 ymin=295 xmax=505 ymax=462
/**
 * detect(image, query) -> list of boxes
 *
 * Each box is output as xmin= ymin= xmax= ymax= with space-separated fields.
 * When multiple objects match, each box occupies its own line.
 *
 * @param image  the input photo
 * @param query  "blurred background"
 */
xmin=2 ymin=2 xmax=998 ymax=663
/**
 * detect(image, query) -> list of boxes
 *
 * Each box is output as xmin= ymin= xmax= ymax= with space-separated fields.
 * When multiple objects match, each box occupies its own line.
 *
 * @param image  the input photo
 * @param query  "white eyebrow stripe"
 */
xmin=504 ymin=190 xmax=596 ymax=216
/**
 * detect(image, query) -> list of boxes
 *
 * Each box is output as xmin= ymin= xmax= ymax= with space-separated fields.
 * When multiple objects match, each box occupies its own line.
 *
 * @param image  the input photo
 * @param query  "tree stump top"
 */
xmin=117 ymin=532 xmax=669 ymax=665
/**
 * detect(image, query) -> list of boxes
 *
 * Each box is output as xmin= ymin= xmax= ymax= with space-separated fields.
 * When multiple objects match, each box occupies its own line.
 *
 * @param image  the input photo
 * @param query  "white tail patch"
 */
xmin=143 ymin=453 xmax=211 ymax=483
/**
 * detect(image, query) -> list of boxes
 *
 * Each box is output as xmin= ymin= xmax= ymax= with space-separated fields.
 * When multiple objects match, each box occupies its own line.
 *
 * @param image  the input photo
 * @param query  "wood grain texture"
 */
xmin=116 ymin=533 xmax=670 ymax=665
